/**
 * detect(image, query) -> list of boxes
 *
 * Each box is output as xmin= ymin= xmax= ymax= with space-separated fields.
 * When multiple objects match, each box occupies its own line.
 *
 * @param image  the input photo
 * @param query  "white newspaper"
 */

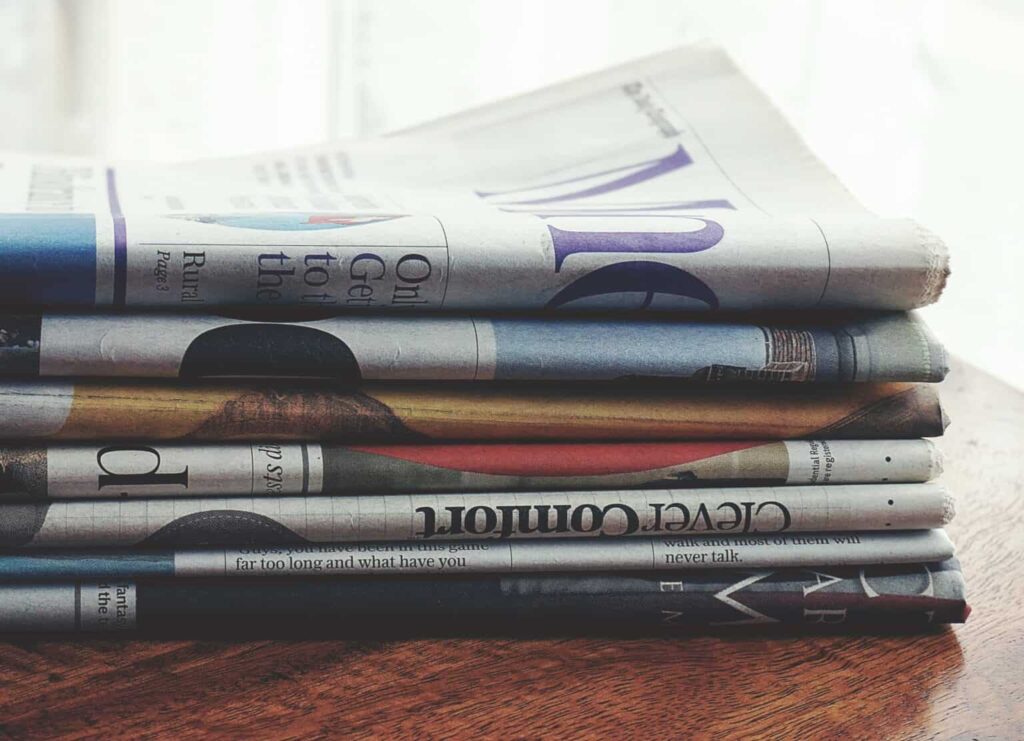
xmin=0 ymin=45 xmax=946 ymax=312
xmin=0 ymin=483 xmax=955 ymax=548
xmin=0 ymin=439 xmax=943 ymax=499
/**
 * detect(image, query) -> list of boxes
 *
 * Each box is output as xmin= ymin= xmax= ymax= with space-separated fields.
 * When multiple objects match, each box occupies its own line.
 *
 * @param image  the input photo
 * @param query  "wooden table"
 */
xmin=0 ymin=359 xmax=1020 ymax=738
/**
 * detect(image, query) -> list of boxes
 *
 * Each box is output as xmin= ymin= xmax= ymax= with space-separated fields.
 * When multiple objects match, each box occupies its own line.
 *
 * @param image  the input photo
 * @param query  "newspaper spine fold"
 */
xmin=0 ymin=212 xmax=947 ymax=312
xmin=0 ymin=312 xmax=947 ymax=383
xmin=0 ymin=483 xmax=955 ymax=548
xmin=0 ymin=530 xmax=955 ymax=579
xmin=0 ymin=439 xmax=943 ymax=499
xmin=0 ymin=381 xmax=948 ymax=441
xmin=0 ymin=560 xmax=969 ymax=633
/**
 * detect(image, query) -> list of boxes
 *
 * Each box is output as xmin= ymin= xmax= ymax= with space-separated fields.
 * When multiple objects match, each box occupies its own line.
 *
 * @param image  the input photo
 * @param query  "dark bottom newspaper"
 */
xmin=0 ymin=561 xmax=968 ymax=634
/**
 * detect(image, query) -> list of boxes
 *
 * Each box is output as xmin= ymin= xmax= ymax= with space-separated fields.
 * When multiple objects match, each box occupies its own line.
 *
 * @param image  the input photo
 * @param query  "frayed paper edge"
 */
xmin=917 ymin=224 xmax=950 ymax=307
xmin=942 ymin=493 xmax=957 ymax=525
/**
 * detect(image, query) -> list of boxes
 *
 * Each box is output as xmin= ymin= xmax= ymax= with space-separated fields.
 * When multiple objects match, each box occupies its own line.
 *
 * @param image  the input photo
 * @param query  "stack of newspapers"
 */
xmin=0 ymin=45 xmax=967 ymax=634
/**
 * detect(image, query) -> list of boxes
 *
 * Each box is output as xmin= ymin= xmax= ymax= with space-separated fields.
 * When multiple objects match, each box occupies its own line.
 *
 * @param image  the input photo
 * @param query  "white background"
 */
xmin=1 ymin=0 xmax=1021 ymax=387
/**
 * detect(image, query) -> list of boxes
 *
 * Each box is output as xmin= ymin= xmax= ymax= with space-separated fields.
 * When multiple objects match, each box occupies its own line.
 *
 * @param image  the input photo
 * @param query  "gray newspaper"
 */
xmin=0 ymin=531 xmax=956 ymax=580
xmin=0 ymin=311 xmax=947 ymax=383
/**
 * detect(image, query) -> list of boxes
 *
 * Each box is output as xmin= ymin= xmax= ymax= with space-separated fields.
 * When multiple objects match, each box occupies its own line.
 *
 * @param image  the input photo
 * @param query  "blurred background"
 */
xmin=1 ymin=0 xmax=1021 ymax=386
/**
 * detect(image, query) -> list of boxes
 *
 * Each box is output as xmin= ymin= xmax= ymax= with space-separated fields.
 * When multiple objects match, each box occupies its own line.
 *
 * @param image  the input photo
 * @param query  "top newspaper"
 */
xmin=0 ymin=44 xmax=948 ymax=312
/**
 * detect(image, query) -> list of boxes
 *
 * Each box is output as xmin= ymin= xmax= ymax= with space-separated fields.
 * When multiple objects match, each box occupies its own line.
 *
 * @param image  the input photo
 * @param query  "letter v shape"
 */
xmin=711 ymin=572 xmax=779 ymax=625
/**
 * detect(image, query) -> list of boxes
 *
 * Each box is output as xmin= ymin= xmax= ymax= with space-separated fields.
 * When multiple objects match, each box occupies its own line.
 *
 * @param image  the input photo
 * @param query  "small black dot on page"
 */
xmin=885 ymin=456 xmax=892 ymax=463
xmin=888 ymin=499 xmax=894 ymax=505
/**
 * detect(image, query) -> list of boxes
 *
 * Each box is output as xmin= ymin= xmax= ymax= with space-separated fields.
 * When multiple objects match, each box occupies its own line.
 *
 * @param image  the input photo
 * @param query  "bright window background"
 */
xmin=2 ymin=0 xmax=1022 ymax=387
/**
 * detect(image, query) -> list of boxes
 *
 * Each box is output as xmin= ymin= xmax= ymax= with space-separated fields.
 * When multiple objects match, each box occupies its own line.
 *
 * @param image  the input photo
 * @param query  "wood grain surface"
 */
xmin=0 ymin=358 xmax=1020 ymax=739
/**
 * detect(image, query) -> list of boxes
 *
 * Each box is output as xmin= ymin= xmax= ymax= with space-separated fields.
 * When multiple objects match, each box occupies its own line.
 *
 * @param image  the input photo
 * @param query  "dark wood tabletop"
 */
xmin=0 ymin=358 xmax=1020 ymax=739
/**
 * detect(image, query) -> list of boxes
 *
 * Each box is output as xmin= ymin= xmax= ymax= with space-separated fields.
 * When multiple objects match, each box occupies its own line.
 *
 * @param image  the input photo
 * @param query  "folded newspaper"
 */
xmin=0 ymin=561 xmax=969 ymax=633
xmin=0 ymin=380 xmax=946 ymax=441
xmin=0 ymin=439 xmax=941 ymax=499
xmin=0 ymin=531 xmax=955 ymax=579
xmin=0 ymin=312 xmax=947 ymax=383
xmin=0 ymin=484 xmax=954 ymax=548
xmin=0 ymin=45 xmax=947 ymax=312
